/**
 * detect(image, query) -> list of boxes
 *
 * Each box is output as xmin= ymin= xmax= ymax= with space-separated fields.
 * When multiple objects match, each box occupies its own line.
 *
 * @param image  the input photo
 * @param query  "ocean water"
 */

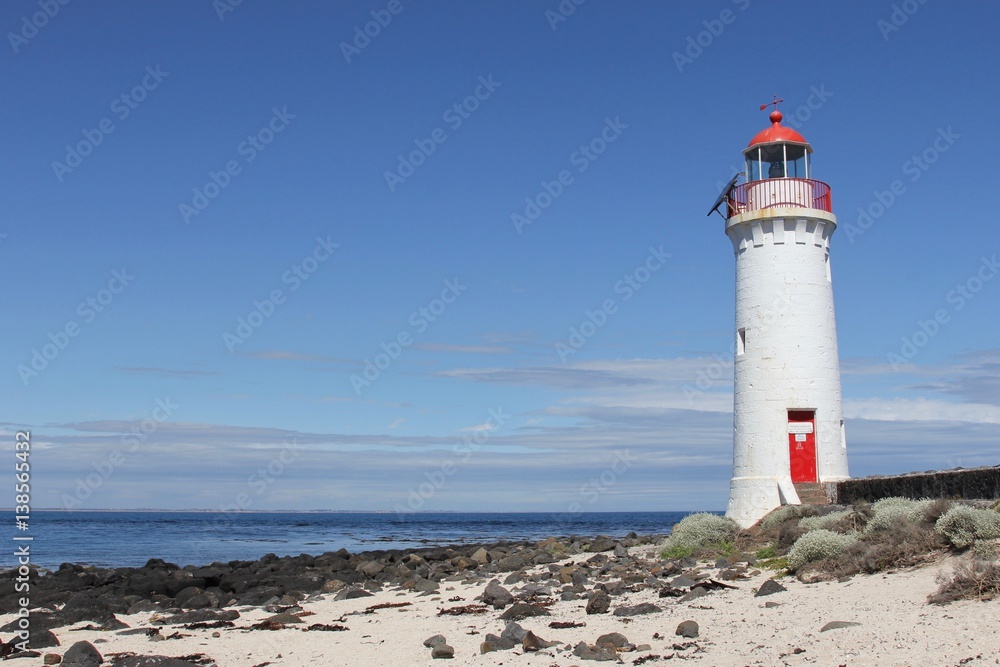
xmin=4 ymin=511 xmax=691 ymax=569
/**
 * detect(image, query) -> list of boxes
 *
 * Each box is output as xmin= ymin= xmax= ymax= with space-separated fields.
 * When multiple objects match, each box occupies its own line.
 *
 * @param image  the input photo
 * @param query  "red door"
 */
xmin=788 ymin=410 xmax=817 ymax=483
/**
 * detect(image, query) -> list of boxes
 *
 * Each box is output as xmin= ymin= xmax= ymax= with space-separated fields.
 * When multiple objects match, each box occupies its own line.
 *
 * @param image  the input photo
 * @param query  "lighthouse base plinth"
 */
xmin=726 ymin=476 xmax=801 ymax=528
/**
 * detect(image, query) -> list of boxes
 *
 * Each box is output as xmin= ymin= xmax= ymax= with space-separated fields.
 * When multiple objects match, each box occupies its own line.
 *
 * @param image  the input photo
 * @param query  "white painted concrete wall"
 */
xmin=724 ymin=206 xmax=850 ymax=527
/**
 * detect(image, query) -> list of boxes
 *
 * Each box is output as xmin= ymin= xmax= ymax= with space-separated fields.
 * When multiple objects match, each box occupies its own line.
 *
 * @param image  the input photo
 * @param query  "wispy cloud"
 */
xmin=413 ymin=343 xmax=514 ymax=355
xmin=117 ymin=366 xmax=218 ymax=378
xmin=240 ymin=350 xmax=361 ymax=366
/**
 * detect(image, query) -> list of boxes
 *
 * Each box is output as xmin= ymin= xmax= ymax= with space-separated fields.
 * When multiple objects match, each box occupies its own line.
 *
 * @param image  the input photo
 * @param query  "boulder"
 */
xmin=430 ymin=644 xmax=454 ymax=659
xmin=613 ymin=602 xmax=660 ymax=617
xmin=676 ymin=620 xmax=699 ymax=638
xmin=499 ymin=603 xmax=550 ymax=621
xmin=755 ymin=579 xmax=787 ymax=597
xmin=481 ymin=580 xmax=514 ymax=609
xmin=586 ymin=589 xmax=610 ymax=615
xmin=423 ymin=634 xmax=447 ymax=647
xmin=61 ymin=641 xmax=102 ymax=667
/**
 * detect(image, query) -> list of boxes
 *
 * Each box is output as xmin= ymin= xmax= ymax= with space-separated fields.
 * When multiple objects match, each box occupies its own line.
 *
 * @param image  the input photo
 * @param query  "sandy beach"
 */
xmin=4 ymin=541 xmax=999 ymax=667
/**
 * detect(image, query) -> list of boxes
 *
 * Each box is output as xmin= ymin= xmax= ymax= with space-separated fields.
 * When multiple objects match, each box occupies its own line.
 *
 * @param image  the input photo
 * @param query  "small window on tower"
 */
xmin=825 ymin=253 xmax=832 ymax=282
xmin=737 ymin=328 xmax=746 ymax=355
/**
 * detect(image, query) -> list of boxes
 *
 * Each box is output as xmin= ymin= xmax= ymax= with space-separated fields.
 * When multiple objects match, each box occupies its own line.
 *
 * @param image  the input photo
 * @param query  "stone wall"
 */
xmin=832 ymin=466 xmax=1000 ymax=505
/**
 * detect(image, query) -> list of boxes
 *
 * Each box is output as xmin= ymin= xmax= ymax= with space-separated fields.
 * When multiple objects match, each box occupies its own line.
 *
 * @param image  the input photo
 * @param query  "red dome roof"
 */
xmin=747 ymin=111 xmax=808 ymax=147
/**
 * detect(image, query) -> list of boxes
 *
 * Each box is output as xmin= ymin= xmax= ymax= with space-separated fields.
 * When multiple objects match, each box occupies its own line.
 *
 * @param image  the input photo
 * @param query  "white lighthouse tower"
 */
xmin=713 ymin=99 xmax=850 ymax=528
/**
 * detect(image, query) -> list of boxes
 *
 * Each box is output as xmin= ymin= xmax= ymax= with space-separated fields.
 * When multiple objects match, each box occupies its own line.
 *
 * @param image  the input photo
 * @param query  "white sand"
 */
xmin=9 ymin=548 xmax=1000 ymax=666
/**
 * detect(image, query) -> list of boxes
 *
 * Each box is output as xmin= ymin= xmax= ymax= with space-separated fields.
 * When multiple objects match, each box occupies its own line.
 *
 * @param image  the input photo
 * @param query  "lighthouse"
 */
xmin=711 ymin=99 xmax=850 ymax=528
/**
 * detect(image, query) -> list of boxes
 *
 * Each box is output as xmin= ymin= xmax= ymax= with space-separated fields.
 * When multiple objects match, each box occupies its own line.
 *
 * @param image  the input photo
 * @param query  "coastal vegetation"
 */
xmin=661 ymin=498 xmax=1000 ymax=603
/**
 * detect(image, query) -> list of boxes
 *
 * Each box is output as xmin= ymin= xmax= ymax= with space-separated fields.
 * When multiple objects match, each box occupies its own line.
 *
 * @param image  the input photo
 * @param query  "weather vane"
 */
xmin=759 ymin=95 xmax=784 ymax=112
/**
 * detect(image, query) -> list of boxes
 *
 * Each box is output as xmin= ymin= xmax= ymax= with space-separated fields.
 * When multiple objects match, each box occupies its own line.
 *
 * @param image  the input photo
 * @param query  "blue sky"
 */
xmin=3 ymin=1 xmax=998 ymax=513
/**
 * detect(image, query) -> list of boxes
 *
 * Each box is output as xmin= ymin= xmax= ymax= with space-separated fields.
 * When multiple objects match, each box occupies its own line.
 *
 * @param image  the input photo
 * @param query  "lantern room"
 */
xmin=720 ymin=103 xmax=832 ymax=218
xmin=744 ymin=110 xmax=812 ymax=181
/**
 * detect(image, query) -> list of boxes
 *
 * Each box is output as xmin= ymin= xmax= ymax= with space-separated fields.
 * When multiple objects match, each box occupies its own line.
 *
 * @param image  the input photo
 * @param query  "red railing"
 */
xmin=727 ymin=178 xmax=831 ymax=218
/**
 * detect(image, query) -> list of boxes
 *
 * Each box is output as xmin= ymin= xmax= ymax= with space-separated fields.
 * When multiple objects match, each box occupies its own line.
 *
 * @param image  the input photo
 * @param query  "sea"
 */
xmin=3 ymin=511 xmax=693 ymax=570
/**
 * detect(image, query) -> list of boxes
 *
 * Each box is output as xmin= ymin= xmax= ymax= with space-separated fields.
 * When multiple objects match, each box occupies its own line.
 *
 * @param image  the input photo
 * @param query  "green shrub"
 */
xmin=759 ymin=505 xmax=809 ymax=531
xmin=660 ymin=512 xmax=739 ymax=559
xmin=799 ymin=510 xmax=852 ymax=532
xmin=758 ymin=556 xmax=789 ymax=571
xmin=935 ymin=505 xmax=1000 ymax=549
xmin=755 ymin=545 xmax=776 ymax=560
xmin=864 ymin=498 xmax=933 ymax=534
xmin=787 ymin=529 xmax=857 ymax=571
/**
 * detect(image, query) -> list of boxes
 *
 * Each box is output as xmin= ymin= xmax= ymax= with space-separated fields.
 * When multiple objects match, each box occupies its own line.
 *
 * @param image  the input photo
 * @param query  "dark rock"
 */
xmin=334 ymin=587 xmax=374 ymax=600
xmin=356 ymin=560 xmax=385 ymax=578
xmin=522 ymin=630 xmax=558 ymax=651
xmin=560 ymin=590 xmax=579 ymax=601
xmin=497 ymin=555 xmax=528 ymax=572
xmin=613 ymin=602 xmax=660 ymax=617
xmin=659 ymin=586 xmax=685 ymax=598
xmin=499 ymin=603 xmax=549 ymax=621
xmin=503 ymin=571 xmax=526 ymax=586
xmin=573 ymin=640 xmax=617 ymax=661
xmin=755 ymin=579 xmax=787 ymax=597
xmin=613 ymin=543 xmax=628 ymax=558
xmin=127 ymin=600 xmax=162 ymax=614
xmin=262 ymin=612 xmax=303 ymax=626
xmin=820 ymin=621 xmax=861 ymax=632
xmin=28 ymin=629 xmax=60 ymax=649
xmin=180 ymin=592 xmax=215 ymax=610
xmin=670 ymin=575 xmax=697 ymax=589
xmin=413 ymin=578 xmax=439 ymax=593
xmin=430 ymin=644 xmax=454 ymax=659
xmin=44 ymin=655 xmax=61 ymax=666
xmin=423 ymin=634 xmax=447 ymax=647
xmin=482 ymin=633 xmax=517 ymax=652
xmin=482 ymin=580 xmax=514 ymax=609
xmin=62 ymin=641 xmax=102 ymax=667
xmin=595 ymin=632 xmax=629 ymax=648
xmin=588 ymin=536 xmax=616 ymax=552
xmin=764 ymin=601 xmax=782 ymax=608
xmin=679 ymin=586 xmax=709 ymax=602
xmin=676 ymin=620 xmax=699 ymax=638
xmin=500 ymin=621 xmax=527 ymax=643
xmin=586 ymin=589 xmax=610 ymax=615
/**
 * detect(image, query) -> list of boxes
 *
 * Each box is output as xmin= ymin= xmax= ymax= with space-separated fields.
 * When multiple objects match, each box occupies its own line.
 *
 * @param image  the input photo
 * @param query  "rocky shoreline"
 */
xmin=1 ymin=531 xmax=996 ymax=666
